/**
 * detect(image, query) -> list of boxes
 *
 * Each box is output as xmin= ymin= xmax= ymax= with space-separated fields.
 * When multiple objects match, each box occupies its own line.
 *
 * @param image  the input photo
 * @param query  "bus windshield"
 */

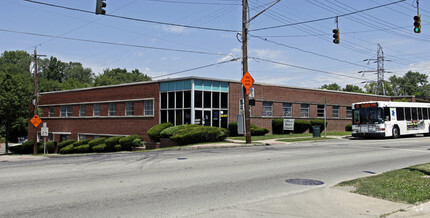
xmin=353 ymin=107 xmax=384 ymax=124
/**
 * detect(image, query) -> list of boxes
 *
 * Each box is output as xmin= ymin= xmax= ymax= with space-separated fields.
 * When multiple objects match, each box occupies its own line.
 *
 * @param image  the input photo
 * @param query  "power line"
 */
xmin=22 ymin=0 xmax=239 ymax=33
xmin=0 ymin=28 xmax=231 ymax=56
xmin=250 ymin=0 xmax=406 ymax=32
xmin=143 ymin=0 xmax=240 ymax=5
xmin=152 ymin=58 xmax=239 ymax=79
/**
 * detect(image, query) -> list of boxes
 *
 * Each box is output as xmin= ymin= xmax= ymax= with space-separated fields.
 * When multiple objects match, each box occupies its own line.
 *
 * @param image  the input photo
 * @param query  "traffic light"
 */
xmin=96 ymin=0 xmax=107 ymax=15
xmin=332 ymin=28 xmax=339 ymax=44
xmin=414 ymin=15 xmax=421 ymax=33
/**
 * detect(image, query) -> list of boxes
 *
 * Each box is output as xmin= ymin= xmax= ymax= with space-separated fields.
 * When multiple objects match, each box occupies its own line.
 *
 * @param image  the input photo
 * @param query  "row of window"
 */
xmin=48 ymin=100 xmax=154 ymax=117
xmin=261 ymin=102 xmax=352 ymax=118
xmin=160 ymin=91 xmax=228 ymax=109
xmin=396 ymin=107 xmax=430 ymax=121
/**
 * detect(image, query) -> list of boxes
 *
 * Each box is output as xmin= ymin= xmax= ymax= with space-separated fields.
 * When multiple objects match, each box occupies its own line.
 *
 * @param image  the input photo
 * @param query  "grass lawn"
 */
xmin=227 ymin=131 xmax=351 ymax=141
xmin=338 ymin=163 xmax=430 ymax=204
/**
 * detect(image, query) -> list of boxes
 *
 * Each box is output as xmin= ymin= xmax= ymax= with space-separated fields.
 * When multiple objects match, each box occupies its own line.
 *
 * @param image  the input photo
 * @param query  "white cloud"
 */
xmin=161 ymin=25 xmax=188 ymax=33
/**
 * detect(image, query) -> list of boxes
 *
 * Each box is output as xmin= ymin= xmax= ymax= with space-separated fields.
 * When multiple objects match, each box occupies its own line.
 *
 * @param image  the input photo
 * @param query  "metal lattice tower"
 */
xmin=359 ymin=44 xmax=390 ymax=95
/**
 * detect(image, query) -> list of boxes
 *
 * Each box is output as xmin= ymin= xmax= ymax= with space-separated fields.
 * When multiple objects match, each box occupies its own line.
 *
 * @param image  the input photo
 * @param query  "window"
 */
xmin=184 ymin=91 xmax=191 ymax=108
xmin=126 ymin=102 xmax=134 ymax=116
xmin=60 ymin=105 xmax=73 ymax=117
xmin=262 ymin=102 xmax=272 ymax=116
xmin=144 ymin=100 xmax=153 ymax=116
xmin=212 ymin=92 xmax=220 ymax=108
xmin=93 ymin=104 xmax=100 ymax=116
xmin=80 ymin=105 xmax=86 ymax=117
xmin=346 ymin=107 xmax=352 ymax=118
xmin=195 ymin=91 xmax=202 ymax=108
xmin=423 ymin=108 xmax=429 ymax=120
xmin=332 ymin=106 xmax=339 ymax=118
xmin=282 ymin=103 xmax=292 ymax=117
xmin=412 ymin=108 xmax=418 ymax=120
xmin=49 ymin=107 xmax=54 ymax=117
xmin=317 ymin=105 xmax=325 ymax=117
xmin=301 ymin=104 xmax=309 ymax=117
xmin=176 ymin=92 xmax=183 ymax=108
xmin=204 ymin=92 xmax=211 ymax=108
xmin=405 ymin=107 xmax=411 ymax=121
xmin=396 ymin=107 xmax=404 ymax=121
xmin=221 ymin=93 xmax=228 ymax=108
xmin=109 ymin=103 xmax=116 ymax=116
xmin=161 ymin=93 xmax=167 ymax=109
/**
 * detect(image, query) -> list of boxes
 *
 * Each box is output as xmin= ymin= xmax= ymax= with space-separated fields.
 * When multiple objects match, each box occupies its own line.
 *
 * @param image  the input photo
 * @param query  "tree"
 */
xmin=39 ymin=56 xmax=66 ymax=82
xmin=320 ymin=83 xmax=341 ymax=91
xmin=388 ymin=71 xmax=429 ymax=96
xmin=0 ymin=64 xmax=33 ymax=154
xmin=94 ymin=68 xmax=151 ymax=86
xmin=342 ymin=84 xmax=364 ymax=93
xmin=64 ymin=62 xmax=93 ymax=84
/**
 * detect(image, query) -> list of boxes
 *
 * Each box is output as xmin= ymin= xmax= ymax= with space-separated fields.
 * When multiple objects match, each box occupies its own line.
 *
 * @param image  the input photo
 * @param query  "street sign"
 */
xmin=241 ymin=72 xmax=254 ymax=95
xmin=41 ymin=127 xmax=49 ymax=137
xmin=30 ymin=115 xmax=42 ymax=128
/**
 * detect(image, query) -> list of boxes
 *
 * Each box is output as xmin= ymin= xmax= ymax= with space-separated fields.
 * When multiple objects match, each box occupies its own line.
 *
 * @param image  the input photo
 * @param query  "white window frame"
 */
xmin=346 ymin=106 xmax=352 ymax=118
xmin=301 ymin=104 xmax=309 ymax=118
xmin=332 ymin=106 xmax=340 ymax=118
xmin=283 ymin=103 xmax=292 ymax=117
xmin=262 ymin=102 xmax=273 ymax=117
xmin=60 ymin=105 xmax=73 ymax=117
xmin=109 ymin=103 xmax=116 ymax=116
xmin=80 ymin=104 xmax=86 ymax=117
xmin=317 ymin=105 xmax=325 ymax=118
xmin=144 ymin=100 xmax=154 ymax=116
xmin=126 ymin=101 xmax=134 ymax=116
xmin=93 ymin=104 xmax=100 ymax=117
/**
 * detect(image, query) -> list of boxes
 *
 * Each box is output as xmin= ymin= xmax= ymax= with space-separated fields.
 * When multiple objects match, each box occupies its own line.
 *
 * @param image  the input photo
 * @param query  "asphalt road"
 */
xmin=1 ymin=137 xmax=430 ymax=217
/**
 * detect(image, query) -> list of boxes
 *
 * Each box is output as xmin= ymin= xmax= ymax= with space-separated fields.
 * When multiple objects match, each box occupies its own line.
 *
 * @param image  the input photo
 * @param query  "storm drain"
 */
xmin=285 ymin=179 xmax=324 ymax=186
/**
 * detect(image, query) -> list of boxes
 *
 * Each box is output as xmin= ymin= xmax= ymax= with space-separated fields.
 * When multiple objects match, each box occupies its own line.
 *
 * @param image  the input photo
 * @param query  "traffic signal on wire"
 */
xmin=96 ymin=0 xmax=107 ymax=15
xmin=332 ymin=28 xmax=339 ymax=44
xmin=414 ymin=15 xmax=421 ymax=33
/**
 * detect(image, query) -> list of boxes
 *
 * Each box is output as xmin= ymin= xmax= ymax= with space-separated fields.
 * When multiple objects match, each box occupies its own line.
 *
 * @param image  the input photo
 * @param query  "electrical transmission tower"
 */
xmin=359 ymin=44 xmax=391 ymax=95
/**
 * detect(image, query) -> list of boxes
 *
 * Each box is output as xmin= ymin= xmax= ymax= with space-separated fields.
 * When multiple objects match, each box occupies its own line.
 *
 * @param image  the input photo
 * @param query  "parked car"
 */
xmin=9 ymin=139 xmax=28 ymax=147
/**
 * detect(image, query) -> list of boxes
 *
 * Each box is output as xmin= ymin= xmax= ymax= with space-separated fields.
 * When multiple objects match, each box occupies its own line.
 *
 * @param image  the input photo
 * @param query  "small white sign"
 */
xmin=283 ymin=119 xmax=295 ymax=131
xmin=41 ymin=127 xmax=49 ymax=137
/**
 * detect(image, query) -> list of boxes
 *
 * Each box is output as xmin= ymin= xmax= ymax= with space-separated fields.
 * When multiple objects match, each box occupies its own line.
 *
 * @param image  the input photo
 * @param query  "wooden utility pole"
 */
xmin=33 ymin=48 xmax=38 ymax=155
xmin=242 ymin=0 xmax=251 ymax=144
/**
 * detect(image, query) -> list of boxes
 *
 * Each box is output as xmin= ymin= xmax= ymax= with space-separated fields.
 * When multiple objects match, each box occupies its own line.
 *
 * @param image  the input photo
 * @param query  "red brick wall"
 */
xmin=229 ymin=82 xmax=390 ymax=133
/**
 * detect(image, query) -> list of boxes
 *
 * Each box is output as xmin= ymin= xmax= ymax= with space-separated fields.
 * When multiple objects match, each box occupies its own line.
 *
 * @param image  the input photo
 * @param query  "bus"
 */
xmin=352 ymin=101 xmax=430 ymax=138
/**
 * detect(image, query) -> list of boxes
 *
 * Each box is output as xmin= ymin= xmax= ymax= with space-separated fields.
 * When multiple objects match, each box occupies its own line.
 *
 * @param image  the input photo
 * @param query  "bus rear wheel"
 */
xmin=392 ymin=126 xmax=400 ymax=139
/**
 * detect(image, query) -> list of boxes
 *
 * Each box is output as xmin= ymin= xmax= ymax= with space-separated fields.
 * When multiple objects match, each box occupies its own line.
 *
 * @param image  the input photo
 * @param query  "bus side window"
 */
xmin=412 ymin=108 xmax=418 ymax=120
xmin=405 ymin=107 xmax=412 ymax=121
xmin=384 ymin=107 xmax=391 ymax=121
xmin=418 ymin=108 xmax=423 ymax=120
xmin=423 ymin=108 xmax=429 ymax=120
xmin=396 ymin=107 xmax=405 ymax=121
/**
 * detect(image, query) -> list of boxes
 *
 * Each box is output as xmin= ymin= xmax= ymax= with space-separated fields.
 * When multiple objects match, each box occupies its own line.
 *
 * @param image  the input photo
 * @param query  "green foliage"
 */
xmin=88 ymin=138 xmax=106 ymax=148
xmin=105 ymin=136 xmax=124 ymax=151
xmin=310 ymin=119 xmax=328 ymax=132
xmin=114 ymin=144 xmax=122 ymax=151
xmin=228 ymin=122 xmax=239 ymax=136
xmin=92 ymin=144 xmax=107 ymax=153
xmin=37 ymin=141 xmax=56 ymax=153
xmin=345 ymin=124 xmax=352 ymax=131
xmin=59 ymin=144 xmax=74 ymax=154
xmin=343 ymin=84 xmax=364 ymax=93
xmin=250 ymin=124 xmax=269 ymax=136
xmin=160 ymin=125 xmax=185 ymax=138
xmin=320 ymin=83 xmax=341 ymax=91
xmin=119 ymin=135 xmax=142 ymax=149
xmin=8 ymin=140 xmax=38 ymax=154
xmin=73 ymin=144 xmax=90 ymax=153
xmin=272 ymin=119 xmax=284 ymax=134
xmin=58 ymin=140 xmax=76 ymax=149
xmin=94 ymin=68 xmax=151 ymax=86
xmin=147 ymin=123 xmax=173 ymax=142
xmin=132 ymin=138 xmax=143 ymax=147
xmin=170 ymin=124 xmax=227 ymax=146
xmin=294 ymin=120 xmax=311 ymax=133
xmin=73 ymin=139 xmax=91 ymax=147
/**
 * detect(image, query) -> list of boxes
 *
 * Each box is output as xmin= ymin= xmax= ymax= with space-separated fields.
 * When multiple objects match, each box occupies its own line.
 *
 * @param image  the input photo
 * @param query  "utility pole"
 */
xmin=32 ymin=47 xmax=46 ymax=155
xmin=359 ymin=44 xmax=391 ymax=95
xmin=242 ymin=0 xmax=251 ymax=144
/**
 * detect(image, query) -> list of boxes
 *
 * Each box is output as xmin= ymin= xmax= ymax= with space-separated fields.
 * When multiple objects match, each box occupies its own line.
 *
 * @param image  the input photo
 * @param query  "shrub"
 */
xmin=294 ymin=120 xmax=311 ymax=133
xmin=119 ymin=135 xmax=142 ymax=148
xmin=73 ymin=139 xmax=91 ymax=147
xmin=114 ymin=144 xmax=122 ymax=151
xmin=250 ymin=124 xmax=269 ymax=136
xmin=37 ymin=141 xmax=56 ymax=153
xmin=170 ymin=124 xmax=227 ymax=146
xmin=88 ymin=138 xmax=106 ymax=148
xmin=345 ymin=124 xmax=353 ymax=131
xmin=272 ymin=119 xmax=284 ymax=134
xmin=132 ymin=138 xmax=143 ymax=147
xmin=9 ymin=140 xmax=38 ymax=154
xmin=310 ymin=119 xmax=328 ymax=132
xmin=147 ymin=123 xmax=173 ymax=142
xmin=92 ymin=144 xmax=107 ymax=152
xmin=58 ymin=140 xmax=76 ymax=149
xmin=228 ymin=122 xmax=239 ymax=136
xmin=160 ymin=125 xmax=185 ymax=138
xmin=105 ymin=136 xmax=124 ymax=147
xmin=60 ymin=144 xmax=74 ymax=154
xmin=74 ymin=144 xmax=90 ymax=153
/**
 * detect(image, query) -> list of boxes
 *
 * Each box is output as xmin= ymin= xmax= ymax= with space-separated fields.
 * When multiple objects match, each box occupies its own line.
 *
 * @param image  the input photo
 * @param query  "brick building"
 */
xmin=29 ymin=77 xmax=390 ymax=143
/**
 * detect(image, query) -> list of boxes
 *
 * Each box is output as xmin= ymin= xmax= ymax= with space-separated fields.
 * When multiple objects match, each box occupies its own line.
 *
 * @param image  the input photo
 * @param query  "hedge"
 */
xmin=59 ymin=144 xmax=74 ymax=154
xmin=73 ymin=139 xmax=91 ymax=147
xmin=272 ymin=119 xmax=284 ymax=134
xmin=88 ymin=138 xmax=106 ymax=148
xmin=250 ymin=124 xmax=269 ymax=136
xmin=294 ymin=120 xmax=311 ymax=133
xmin=114 ymin=144 xmax=122 ymax=151
xmin=119 ymin=135 xmax=142 ymax=147
xmin=37 ymin=141 xmax=56 ymax=153
xmin=228 ymin=122 xmax=239 ymax=136
xmin=345 ymin=124 xmax=352 ymax=131
xmin=58 ymin=140 xmax=76 ymax=149
xmin=92 ymin=144 xmax=107 ymax=152
xmin=105 ymin=136 xmax=124 ymax=147
xmin=73 ymin=144 xmax=90 ymax=153
xmin=160 ymin=125 xmax=185 ymax=138
xmin=170 ymin=124 xmax=227 ymax=146
xmin=310 ymin=119 xmax=328 ymax=133
xmin=147 ymin=123 xmax=173 ymax=142
xmin=8 ymin=140 xmax=39 ymax=154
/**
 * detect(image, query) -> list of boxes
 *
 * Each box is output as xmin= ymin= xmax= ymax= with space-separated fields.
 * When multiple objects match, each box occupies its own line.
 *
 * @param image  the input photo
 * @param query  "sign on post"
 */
xmin=41 ymin=127 xmax=49 ymax=137
xmin=283 ymin=119 xmax=295 ymax=131
xmin=241 ymin=72 xmax=254 ymax=95
xmin=30 ymin=115 xmax=42 ymax=128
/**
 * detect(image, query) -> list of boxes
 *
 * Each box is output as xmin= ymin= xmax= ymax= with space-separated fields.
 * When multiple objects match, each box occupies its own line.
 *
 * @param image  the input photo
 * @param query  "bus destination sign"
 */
xmin=355 ymin=103 xmax=378 ymax=109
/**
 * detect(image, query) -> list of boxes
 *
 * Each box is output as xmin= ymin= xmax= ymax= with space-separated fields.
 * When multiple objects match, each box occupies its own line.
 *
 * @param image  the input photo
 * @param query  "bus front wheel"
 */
xmin=392 ymin=126 xmax=400 ymax=139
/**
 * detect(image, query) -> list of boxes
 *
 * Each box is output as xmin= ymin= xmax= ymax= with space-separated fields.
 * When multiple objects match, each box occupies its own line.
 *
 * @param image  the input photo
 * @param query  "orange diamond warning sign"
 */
xmin=30 ymin=115 xmax=42 ymax=128
xmin=241 ymin=72 xmax=254 ymax=95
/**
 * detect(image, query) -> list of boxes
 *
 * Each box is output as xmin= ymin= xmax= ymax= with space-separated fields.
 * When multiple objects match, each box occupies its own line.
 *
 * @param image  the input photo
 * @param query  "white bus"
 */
xmin=352 ymin=101 xmax=430 ymax=138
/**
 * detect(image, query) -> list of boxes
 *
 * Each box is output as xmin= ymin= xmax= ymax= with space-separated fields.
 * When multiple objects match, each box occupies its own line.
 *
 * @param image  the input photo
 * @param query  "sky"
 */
xmin=1 ymin=0 xmax=429 ymax=90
